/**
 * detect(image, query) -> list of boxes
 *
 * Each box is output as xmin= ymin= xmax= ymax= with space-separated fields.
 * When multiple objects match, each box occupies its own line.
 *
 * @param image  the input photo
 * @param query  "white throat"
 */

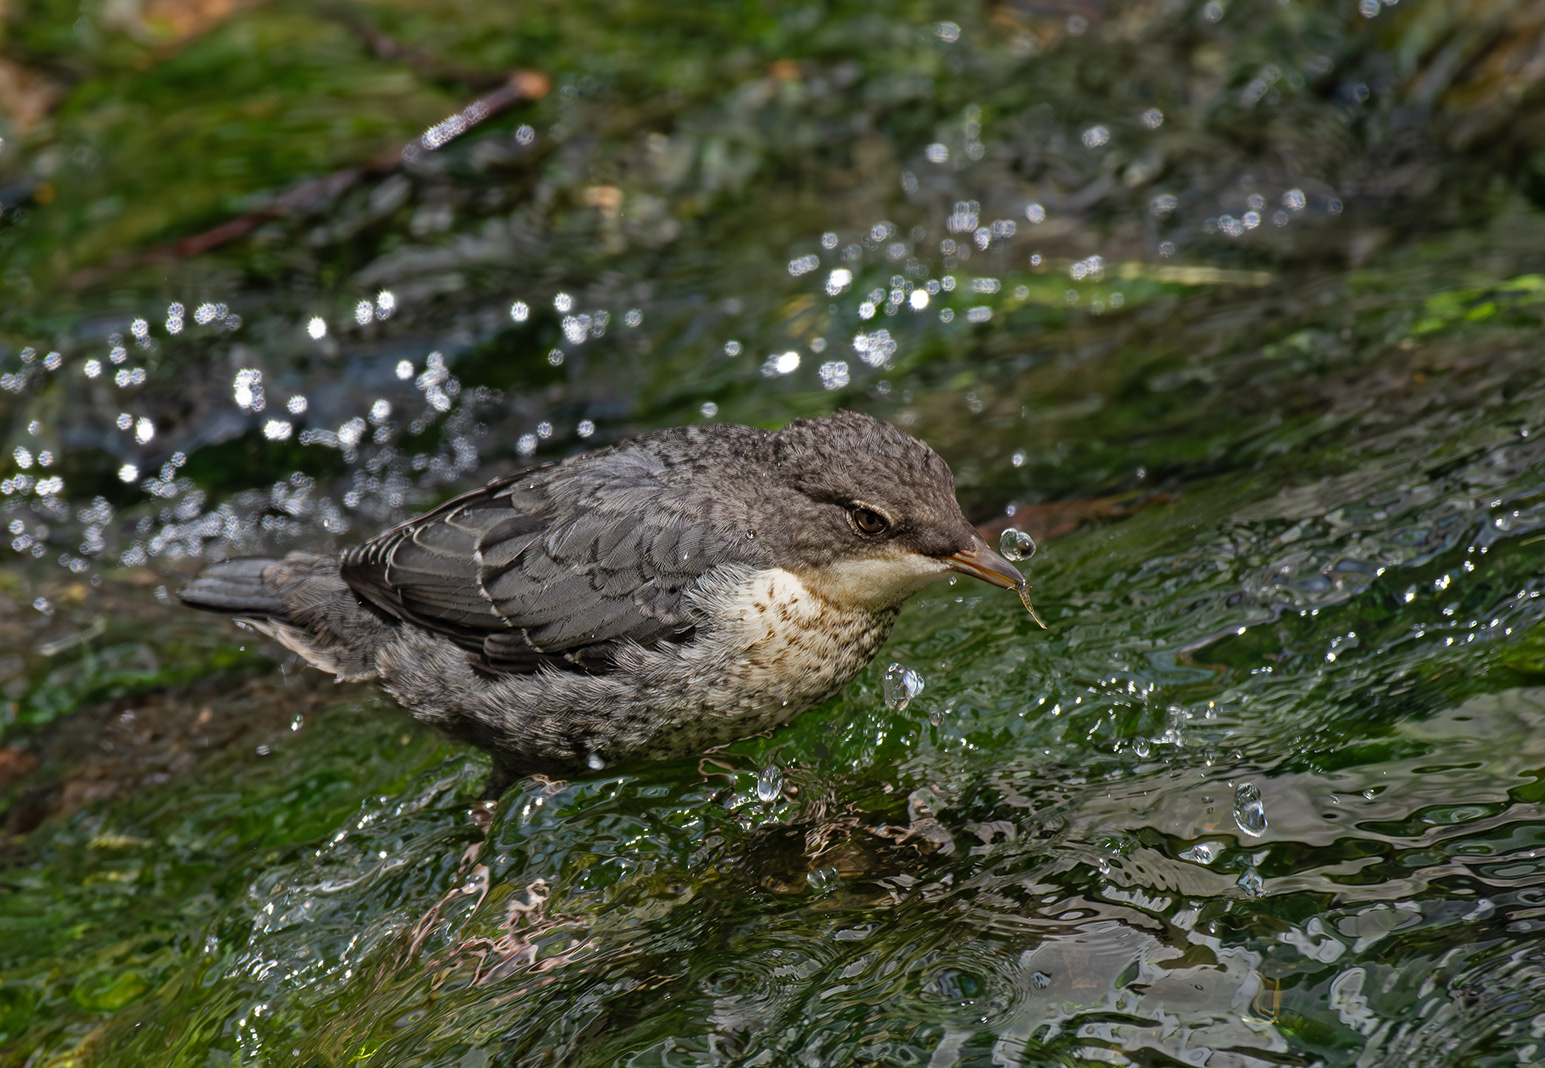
xmin=791 ymin=549 xmax=952 ymax=612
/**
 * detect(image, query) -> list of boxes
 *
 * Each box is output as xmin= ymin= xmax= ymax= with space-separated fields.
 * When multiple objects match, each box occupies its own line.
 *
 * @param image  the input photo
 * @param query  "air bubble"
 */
xmin=999 ymin=528 xmax=1036 ymax=561
xmin=1234 ymin=782 xmax=1268 ymax=837
xmin=1179 ymin=842 xmax=1221 ymax=865
xmin=882 ymin=663 xmax=925 ymax=711
xmin=756 ymin=765 xmax=783 ymax=803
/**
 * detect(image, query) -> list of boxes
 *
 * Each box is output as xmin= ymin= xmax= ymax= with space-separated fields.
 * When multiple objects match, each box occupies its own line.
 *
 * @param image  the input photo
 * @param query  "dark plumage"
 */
xmin=181 ymin=411 xmax=1037 ymax=796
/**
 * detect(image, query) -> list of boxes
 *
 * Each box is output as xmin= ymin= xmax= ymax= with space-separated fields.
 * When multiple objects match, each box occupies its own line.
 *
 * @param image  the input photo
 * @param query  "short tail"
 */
xmin=179 ymin=558 xmax=288 ymax=618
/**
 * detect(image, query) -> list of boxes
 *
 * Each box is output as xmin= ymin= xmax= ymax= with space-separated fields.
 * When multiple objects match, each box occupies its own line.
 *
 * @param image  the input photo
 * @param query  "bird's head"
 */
xmin=762 ymin=411 xmax=1042 ymax=621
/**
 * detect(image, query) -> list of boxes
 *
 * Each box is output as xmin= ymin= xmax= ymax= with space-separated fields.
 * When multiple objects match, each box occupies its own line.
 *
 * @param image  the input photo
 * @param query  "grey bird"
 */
xmin=180 ymin=411 xmax=1041 ymax=797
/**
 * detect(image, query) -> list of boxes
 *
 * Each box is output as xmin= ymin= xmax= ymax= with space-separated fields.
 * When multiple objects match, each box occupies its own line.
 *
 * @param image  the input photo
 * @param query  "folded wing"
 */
xmin=340 ymin=450 xmax=763 ymax=674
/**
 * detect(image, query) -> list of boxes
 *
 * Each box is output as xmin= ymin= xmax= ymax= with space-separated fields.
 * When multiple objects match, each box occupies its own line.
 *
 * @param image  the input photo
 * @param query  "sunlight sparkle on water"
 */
xmin=818 ymin=361 xmax=849 ymax=390
xmin=233 ymin=369 xmax=263 ymax=411
xmin=762 ymin=351 xmax=800 ymax=377
xmin=853 ymin=330 xmax=895 ymax=367
xmin=306 ymin=317 xmax=326 ymax=340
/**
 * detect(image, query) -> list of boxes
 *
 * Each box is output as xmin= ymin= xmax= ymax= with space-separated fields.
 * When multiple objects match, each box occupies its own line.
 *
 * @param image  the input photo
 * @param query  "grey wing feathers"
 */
xmin=179 ymin=557 xmax=289 ymax=617
xmin=340 ymin=456 xmax=754 ymax=675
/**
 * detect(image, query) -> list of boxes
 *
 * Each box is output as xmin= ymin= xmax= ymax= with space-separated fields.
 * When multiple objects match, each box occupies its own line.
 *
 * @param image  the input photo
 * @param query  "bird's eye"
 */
xmin=849 ymin=506 xmax=890 ymax=535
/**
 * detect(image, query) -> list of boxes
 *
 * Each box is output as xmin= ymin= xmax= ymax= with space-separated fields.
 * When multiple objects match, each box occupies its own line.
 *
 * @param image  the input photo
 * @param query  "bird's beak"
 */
xmin=941 ymin=537 xmax=1047 ymax=628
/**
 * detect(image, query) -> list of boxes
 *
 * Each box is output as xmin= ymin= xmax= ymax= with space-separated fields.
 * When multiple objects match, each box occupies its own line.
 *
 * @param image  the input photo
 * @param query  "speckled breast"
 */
xmin=670 ymin=566 xmax=902 ymax=738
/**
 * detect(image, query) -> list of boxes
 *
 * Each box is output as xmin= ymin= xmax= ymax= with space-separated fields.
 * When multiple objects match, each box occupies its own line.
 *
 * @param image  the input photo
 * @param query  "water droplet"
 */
xmin=756 ymin=764 xmax=783 ymax=803
xmin=999 ymin=527 xmax=1036 ymax=561
xmin=882 ymin=663 xmax=925 ymax=711
xmin=586 ymin=751 xmax=606 ymax=771
xmin=1234 ymin=782 xmax=1268 ymax=837
xmin=1179 ymin=842 xmax=1221 ymax=865
xmin=1237 ymin=867 xmax=1264 ymax=897
xmin=1133 ymin=736 xmax=1151 ymax=759
xmin=806 ymin=865 xmax=839 ymax=893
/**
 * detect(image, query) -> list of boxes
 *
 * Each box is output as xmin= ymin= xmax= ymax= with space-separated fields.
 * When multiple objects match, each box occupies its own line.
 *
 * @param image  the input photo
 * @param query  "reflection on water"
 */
xmin=4 ymin=1 xmax=1545 ymax=1065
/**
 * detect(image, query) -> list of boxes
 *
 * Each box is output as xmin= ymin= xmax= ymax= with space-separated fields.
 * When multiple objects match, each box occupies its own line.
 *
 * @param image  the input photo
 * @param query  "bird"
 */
xmin=180 ymin=410 xmax=1043 ymax=798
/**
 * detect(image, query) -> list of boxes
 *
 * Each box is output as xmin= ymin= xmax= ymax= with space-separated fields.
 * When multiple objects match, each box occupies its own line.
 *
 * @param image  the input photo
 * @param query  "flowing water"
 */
xmin=3 ymin=2 xmax=1545 ymax=1065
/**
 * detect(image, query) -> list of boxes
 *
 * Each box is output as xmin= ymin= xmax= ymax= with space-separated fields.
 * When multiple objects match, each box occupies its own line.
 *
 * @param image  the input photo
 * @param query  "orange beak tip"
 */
xmin=941 ymin=542 xmax=1048 ymax=630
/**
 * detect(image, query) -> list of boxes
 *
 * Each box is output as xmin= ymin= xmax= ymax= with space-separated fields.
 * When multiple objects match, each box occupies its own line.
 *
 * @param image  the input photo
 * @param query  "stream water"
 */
xmin=3 ymin=2 xmax=1545 ymax=1065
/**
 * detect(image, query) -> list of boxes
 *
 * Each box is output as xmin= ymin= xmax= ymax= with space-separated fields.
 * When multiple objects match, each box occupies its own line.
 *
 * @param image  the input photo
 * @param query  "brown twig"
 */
xmin=68 ymin=67 xmax=548 ymax=289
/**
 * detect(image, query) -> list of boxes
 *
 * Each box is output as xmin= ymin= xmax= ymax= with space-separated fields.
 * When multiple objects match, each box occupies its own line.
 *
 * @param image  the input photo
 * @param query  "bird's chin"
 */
xmin=792 ymin=551 xmax=954 ymax=611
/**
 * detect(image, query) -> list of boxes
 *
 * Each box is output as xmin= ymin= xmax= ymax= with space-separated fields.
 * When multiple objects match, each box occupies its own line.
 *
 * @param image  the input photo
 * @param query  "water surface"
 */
xmin=3 ymin=2 xmax=1545 ymax=1065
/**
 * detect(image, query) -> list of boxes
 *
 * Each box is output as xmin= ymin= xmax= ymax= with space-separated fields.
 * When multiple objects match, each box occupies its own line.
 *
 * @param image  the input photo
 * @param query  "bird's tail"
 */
xmin=179 ymin=557 xmax=290 ymax=619
xmin=179 ymin=553 xmax=387 ymax=682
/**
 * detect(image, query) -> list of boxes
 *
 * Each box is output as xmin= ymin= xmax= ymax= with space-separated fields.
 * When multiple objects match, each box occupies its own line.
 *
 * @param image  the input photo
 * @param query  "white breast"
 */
xmin=678 ymin=564 xmax=898 ymax=723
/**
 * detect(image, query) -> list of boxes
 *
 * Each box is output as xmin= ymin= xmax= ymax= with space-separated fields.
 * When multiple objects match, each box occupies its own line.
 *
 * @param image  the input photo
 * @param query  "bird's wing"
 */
xmin=340 ymin=454 xmax=760 ymax=674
